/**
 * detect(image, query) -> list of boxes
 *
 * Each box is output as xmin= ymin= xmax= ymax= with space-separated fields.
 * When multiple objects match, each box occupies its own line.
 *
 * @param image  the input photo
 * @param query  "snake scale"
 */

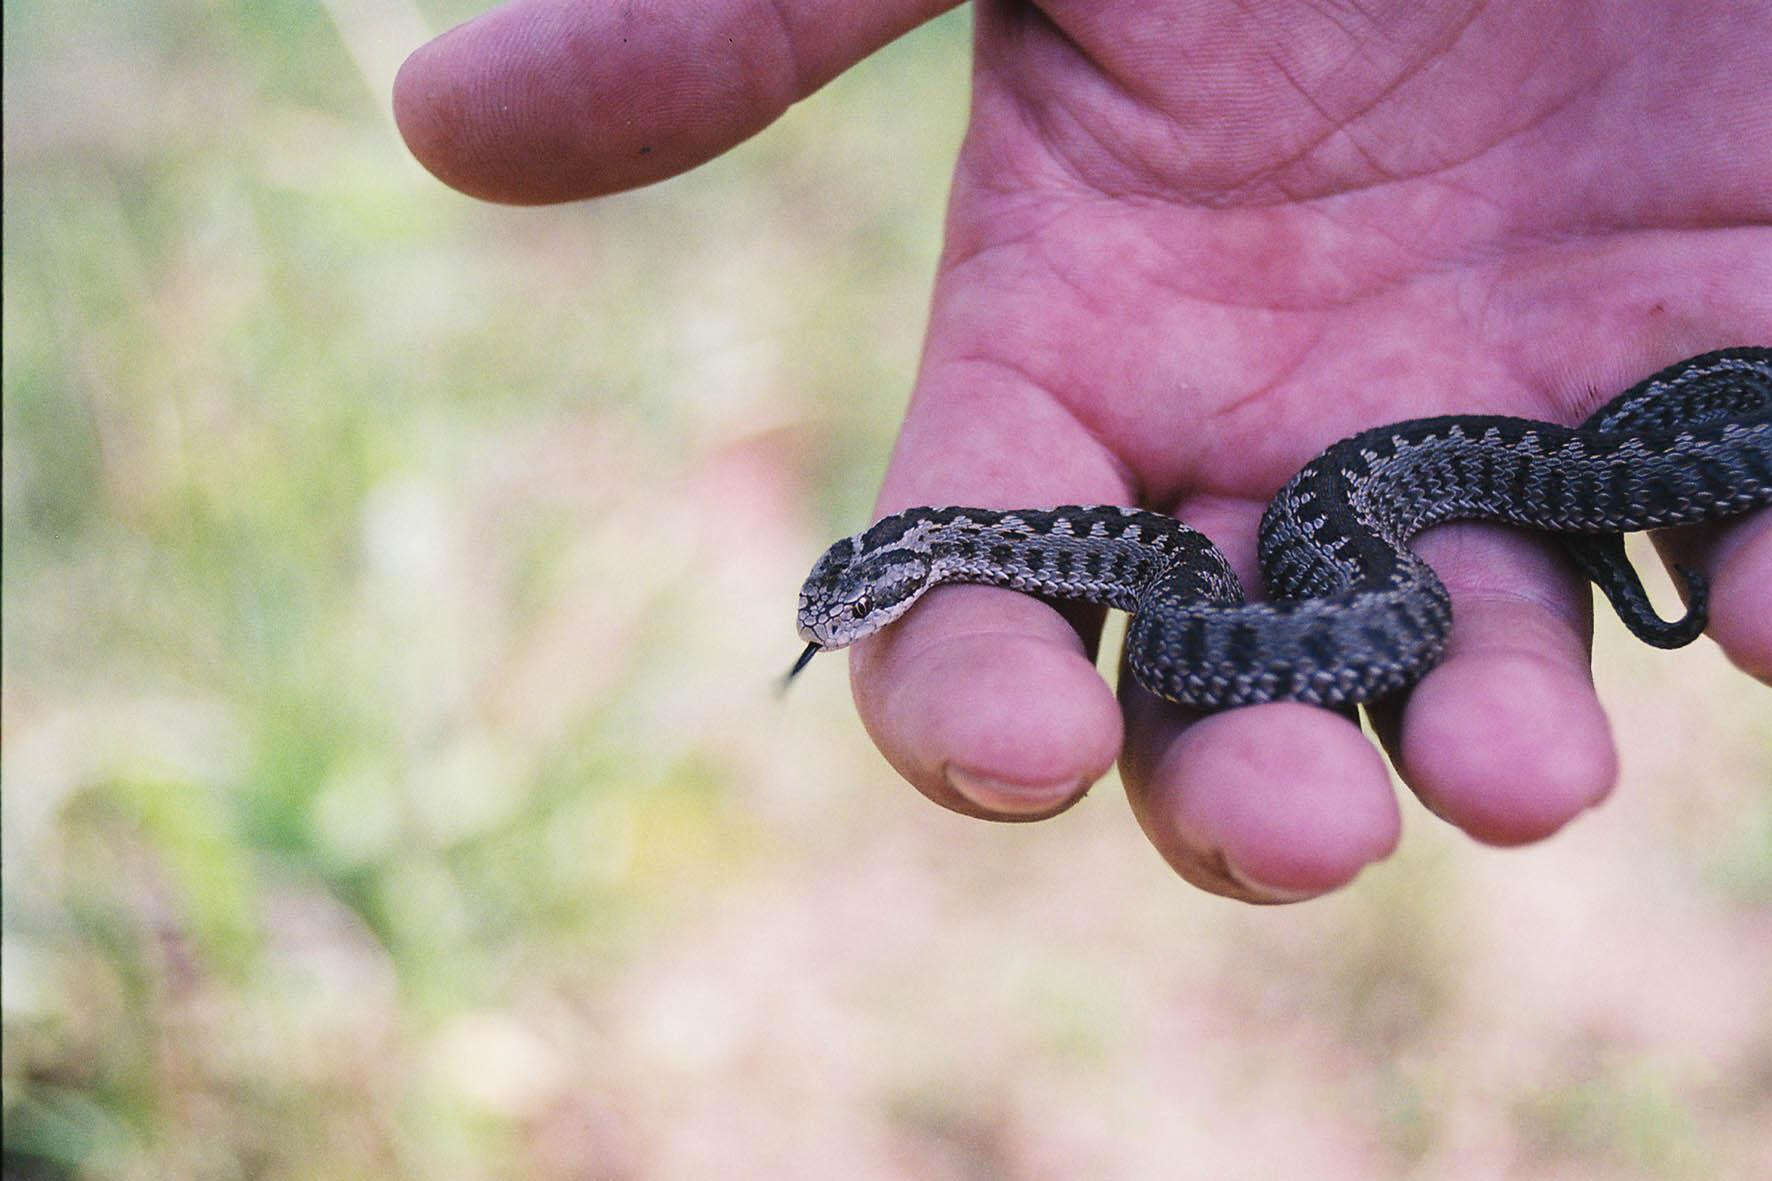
xmin=791 ymin=347 xmax=1772 ymax=708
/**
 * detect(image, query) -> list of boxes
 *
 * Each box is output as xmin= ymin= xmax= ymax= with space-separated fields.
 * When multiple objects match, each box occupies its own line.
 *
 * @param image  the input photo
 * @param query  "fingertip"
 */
xmin=849 ymin=589 xmax=1123 ymax=819
xmin=392 ymin=11 xmax=550 ymax=203
xmin=1122 ymin=703 xmax=1400 ymax=903
xmin=391 ymin=30 xmax=447 ymax=179
xmin=1395 ymin=649 xmax=1618 ymax=846
xmin=391 ymin=0 xmax=785 ymax=204
xmin=1379 ymin=526 xmax=1618 ymax=845
xmin=1693 ymin=510 xmax=1772 ymax=681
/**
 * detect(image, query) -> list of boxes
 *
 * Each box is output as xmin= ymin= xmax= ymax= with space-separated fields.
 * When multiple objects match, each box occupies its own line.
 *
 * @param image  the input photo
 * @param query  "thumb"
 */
xmin=394 ymin=0 xmax=961 ymax=204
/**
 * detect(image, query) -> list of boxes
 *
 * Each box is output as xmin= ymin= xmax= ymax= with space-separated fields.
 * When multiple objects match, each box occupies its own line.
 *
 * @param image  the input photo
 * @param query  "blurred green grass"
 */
xmin=4 ymin=3 xmax=1770 ymax=1179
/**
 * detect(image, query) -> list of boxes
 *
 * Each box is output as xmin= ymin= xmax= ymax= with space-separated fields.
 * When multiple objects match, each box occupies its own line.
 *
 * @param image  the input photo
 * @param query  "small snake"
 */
xmin=790 ymin=347 xmax=1772 ymax=708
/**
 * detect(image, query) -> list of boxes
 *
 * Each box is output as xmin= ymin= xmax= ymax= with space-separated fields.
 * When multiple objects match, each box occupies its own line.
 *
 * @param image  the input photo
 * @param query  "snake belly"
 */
xmin=794 ymin=347 xmax=1772 ymax=708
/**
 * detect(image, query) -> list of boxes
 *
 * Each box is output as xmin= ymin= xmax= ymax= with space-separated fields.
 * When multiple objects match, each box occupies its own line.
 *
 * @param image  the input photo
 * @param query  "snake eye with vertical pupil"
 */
xmin=850 ymin=595 xmax=872 ymax=619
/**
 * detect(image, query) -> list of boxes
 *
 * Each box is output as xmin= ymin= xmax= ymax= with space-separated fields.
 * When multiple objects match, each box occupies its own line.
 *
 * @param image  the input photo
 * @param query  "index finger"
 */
xmin=845 ymin=352 xmax=1140 ymax=818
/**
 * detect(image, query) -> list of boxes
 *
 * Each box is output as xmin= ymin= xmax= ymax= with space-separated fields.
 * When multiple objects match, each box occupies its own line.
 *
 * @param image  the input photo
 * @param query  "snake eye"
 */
xmin=850 ymin=595 xmax=873 ymax=619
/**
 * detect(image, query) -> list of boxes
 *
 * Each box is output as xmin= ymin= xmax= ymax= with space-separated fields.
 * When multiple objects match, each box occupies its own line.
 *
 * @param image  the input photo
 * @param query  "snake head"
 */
xmin=796 ymin=527 xmax=935 ymax=649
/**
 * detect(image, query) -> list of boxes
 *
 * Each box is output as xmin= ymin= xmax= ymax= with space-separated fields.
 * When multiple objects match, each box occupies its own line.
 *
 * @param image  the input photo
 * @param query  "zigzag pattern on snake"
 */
xmin=791 ymin=347 xmax=1772 ymax=708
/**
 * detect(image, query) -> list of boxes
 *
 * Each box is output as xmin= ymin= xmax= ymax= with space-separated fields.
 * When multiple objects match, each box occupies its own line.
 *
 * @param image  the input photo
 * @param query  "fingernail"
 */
xmin=945 ymin=766 xmax=1083 ymax=815
xmin=1218 ymin=857 xmax=1324 ymax=905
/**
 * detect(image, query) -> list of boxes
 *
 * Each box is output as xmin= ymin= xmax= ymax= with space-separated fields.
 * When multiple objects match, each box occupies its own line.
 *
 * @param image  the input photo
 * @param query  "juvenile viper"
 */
xmin=791 ymin=347 xmax=1772 ymax=708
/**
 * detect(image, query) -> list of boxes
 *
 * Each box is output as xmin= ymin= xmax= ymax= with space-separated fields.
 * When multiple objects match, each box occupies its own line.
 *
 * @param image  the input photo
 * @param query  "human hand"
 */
xmin=395 ymin=1 xmax=1772 ymax=901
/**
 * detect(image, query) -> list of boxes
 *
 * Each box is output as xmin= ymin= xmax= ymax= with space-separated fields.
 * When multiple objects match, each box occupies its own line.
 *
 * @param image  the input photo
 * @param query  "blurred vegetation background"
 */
xmin=4 ymin=2 xmax=1770 ymax=1178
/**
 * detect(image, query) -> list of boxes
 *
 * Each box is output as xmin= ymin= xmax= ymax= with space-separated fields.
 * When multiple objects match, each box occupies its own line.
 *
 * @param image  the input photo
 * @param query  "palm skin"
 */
xmin=397 ymin=0 xmax=1772 ymax=901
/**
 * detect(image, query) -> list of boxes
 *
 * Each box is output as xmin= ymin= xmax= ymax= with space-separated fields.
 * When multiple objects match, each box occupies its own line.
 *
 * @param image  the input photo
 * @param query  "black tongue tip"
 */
xmin=780 ymin=642 xmax=822 ymax=694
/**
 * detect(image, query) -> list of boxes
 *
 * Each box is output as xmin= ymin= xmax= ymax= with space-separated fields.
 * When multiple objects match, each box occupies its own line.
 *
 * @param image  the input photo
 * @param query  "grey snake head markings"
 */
xmin=791 ymin=347 xmax=1772 ymax=709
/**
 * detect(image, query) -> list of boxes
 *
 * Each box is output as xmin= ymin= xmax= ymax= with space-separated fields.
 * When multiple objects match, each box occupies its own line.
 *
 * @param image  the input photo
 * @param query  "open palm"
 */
xmin=397 ymin=0 xmax=1772 ymax=901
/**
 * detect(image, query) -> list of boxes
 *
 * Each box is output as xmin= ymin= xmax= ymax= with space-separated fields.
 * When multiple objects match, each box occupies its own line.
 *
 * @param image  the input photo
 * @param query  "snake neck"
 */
xmin=917 ymin=506 xmax=1242 ymax=614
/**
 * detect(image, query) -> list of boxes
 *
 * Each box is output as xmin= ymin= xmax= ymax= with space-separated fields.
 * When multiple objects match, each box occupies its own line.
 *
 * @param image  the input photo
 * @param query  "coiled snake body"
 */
xmin=792 ymin=347 xmax=1772 ymax=708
